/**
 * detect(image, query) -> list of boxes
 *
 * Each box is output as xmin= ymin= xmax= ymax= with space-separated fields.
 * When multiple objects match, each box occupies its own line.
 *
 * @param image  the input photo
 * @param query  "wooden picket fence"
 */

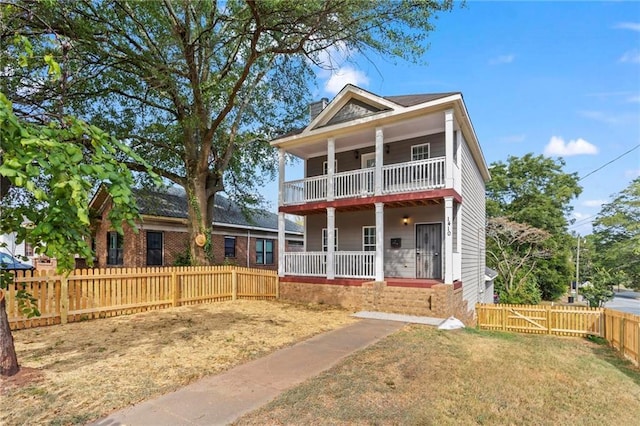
xmin=476 ymin=303 xmax=640 ymax=367
xmin=4 ymin=266 xmax=278 ymax=331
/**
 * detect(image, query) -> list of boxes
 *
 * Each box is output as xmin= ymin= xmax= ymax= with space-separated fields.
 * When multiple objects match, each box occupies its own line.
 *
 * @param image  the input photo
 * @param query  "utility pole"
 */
xmin=575 ymin=235 xmax=581 ymax=301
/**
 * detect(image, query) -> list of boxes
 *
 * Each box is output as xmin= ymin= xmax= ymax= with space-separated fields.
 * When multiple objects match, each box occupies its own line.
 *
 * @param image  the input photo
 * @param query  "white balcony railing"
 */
xmin=283 ymin=251 xmax=376 ymax=279
xmin=334 ymin=168 xmax=374 ymax=199
xmin=382 ymin=157 xmax=445 ymax=194
xmin=281 ymin=157 xmax=447 ymax=206
xmin=283 ymin=252 xmax=326 ymax=277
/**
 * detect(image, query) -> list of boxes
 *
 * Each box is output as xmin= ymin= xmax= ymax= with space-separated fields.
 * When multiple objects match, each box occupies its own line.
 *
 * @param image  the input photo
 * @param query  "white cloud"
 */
xmin=625 ymin=169 xmax=640 ymax=179
xmin=324 ymin=66 xmax=369 ymax=95
xmin=489 ymin=54 xmax=515 ymax=65
xmin=619 ymin=49 xmax=640 ymax=63
xmin=628 ymin=95 xmax=640 ymax=103
xmin=544 ymin=136 xmax=599 ymax=156
xmin=582 ymin=199 xmax=605 ymax=208
xmin=615 ymin=22 xmax=640 ymax=32
xmin=578 ymin=110 xmax=622 ymax=125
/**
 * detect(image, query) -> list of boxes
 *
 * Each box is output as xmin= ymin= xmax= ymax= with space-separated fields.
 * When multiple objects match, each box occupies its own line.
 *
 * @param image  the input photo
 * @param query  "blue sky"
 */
xmin=267 ymin=1 xmax=640 ymax=236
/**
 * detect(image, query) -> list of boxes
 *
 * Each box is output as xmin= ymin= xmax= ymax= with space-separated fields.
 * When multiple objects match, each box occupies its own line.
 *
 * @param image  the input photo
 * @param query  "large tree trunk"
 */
xmin=0 ymin=292 xmax=19 ymax=377
xmin=186 ymin=175 xmax=214 ymax=266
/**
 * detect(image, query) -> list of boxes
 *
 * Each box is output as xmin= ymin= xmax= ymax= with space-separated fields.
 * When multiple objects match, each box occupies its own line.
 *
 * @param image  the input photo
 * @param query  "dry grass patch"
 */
xmin=236 ymin=326 xmax=640 ymax=425
xmin=0 ymin=300 xmax=355 ymax=425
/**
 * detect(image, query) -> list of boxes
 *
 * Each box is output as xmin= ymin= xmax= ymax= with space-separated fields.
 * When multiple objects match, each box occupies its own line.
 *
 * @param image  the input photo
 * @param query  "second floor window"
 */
xmin=412 ymin=143 xmax=430 ymax=161
xmin=256 ymin=239 xmax=274 ymax=264
xmin=107 ymin=231 xmax=123 ymax=265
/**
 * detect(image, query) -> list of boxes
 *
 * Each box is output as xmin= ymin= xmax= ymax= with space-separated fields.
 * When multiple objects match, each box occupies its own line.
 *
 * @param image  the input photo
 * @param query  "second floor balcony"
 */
xmin=282 ymin=156 xmax=459 ymax=206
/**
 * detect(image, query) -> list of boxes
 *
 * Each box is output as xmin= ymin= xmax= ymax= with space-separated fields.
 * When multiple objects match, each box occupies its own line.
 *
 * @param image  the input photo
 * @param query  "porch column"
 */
xmin=326 ymin=207 xmax=335 ymax=279
xmin=445 ymin=109 xmax=454 ymax=189
xmin=278 ymin=148 xmax=285 ymax=207
xmin=444 ymin=196 xmax=454 ymax=284
xmin=327 ymin=138 xmax=335 ymax=201
xmin=374 ymin=127 xmax=383 ymax=195
xmin=278 ymin=212 xmax=285 ymax=277
xmin=375 ymin=202 xmax=384 ymax=281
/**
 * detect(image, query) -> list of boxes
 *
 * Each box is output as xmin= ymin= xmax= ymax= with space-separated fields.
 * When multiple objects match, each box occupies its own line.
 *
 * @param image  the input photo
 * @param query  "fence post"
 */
xmin=60 ymin=276 xmax=68 ymax=325
xmin=546 ymin=305 xmax=552 ymax=334
xmin=171 ymin=272 xmax=179 ymax=307
xmin=232 ymin=269 xmax=237 ymax=301
xmin=275 ymin=275 xmax=279 ymax=299
xmin=502 ymin=305 xmax=507 ymax=331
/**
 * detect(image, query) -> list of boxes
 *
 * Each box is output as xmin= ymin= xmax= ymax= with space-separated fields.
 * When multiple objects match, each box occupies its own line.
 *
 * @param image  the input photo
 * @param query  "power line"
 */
xmin=578 ymin=143 xmax=640 ymax=182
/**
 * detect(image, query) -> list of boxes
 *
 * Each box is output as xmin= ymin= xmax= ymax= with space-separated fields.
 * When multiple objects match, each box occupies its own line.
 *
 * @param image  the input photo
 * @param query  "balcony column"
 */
xmin=326 ymin=207 xmax=335 ymax=279
xmin=444 ymin=196 xmax=454 ymax=284
xmin=327 ymin=137 xmax=335 ymax=201
xmin=278 ymin=212 xmax=285 ymax=277
xmin=445 ymin=109 xmax=454 ymax=188
xmin=374 ymin=128 xmax=383 ymax=195
xmin=375 ymin=202 xmax=384 ymax=281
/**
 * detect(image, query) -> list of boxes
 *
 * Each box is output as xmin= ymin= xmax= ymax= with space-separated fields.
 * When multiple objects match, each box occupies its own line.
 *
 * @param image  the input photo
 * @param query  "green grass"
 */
xmin=236 ymin=325 xmax=640 ymax=425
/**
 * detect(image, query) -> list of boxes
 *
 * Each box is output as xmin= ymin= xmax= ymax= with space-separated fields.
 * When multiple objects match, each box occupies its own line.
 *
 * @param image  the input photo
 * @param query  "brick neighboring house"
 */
xmin=87 ymin=186 xmax=303 ymax=269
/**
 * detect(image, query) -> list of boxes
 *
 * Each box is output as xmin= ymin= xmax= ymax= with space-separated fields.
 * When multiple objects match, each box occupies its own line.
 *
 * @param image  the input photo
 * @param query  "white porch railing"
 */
xmin=335 ymin=251 xmax=375 ymax=279
xmin=382 ymin=157 xmax=445 ymax=194
xmin=283 ymin=251 xmax=375 ymax=279
xmin=283 ymin=252 xmax=326 ymax=277
xmin=334 ymin=168 xmax=374 ymax=199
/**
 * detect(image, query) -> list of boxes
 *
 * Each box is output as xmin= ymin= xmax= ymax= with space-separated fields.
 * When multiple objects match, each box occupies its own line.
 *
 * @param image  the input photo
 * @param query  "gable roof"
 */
xmin=91 ymin=186 xmax=303 ymax=234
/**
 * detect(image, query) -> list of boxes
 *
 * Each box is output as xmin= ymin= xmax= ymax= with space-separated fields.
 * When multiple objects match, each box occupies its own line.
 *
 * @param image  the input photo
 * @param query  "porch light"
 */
xmin=354 ymin=150 xmax=359 ymax=159
xmin=403 ymin=215 xmax=409 ymax=226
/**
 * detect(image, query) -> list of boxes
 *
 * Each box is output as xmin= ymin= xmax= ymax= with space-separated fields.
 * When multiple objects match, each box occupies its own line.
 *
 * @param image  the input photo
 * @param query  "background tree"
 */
xmin=486 ymin=217 xmax=550 ymax=304
xmin=592 ymin=177 xmax=639 ymax=290
xmin=486 ymin=154 xmax=582 ymax=301
xmin=579 ymin=267 xmax=618 ymax=307
xmin=1 ymin=0 xmax=456 ymax=264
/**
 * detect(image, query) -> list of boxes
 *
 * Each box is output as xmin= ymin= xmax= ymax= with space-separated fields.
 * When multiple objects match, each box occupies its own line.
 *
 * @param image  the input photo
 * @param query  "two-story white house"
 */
xmin=272 ymin=85 xmax=491 ymax=322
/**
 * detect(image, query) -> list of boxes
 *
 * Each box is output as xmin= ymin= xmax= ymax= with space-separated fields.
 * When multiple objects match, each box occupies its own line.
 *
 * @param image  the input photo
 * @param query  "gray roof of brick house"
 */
xmin=133 ymin=188 xmax=303 ymax=234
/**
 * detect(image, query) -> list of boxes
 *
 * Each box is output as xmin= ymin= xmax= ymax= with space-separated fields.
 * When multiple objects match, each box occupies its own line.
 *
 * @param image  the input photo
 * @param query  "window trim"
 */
xmin=224 ymin=236 xmax=236 ymax=258
xmin=255 ymin=238 xmax=274 ymax=265
xmin=146 ymin=231 xmax=163 ymax=266
xmin=411 ymin=143 xmax=430 ymax=161
xmin=322 ymin=159 xmax=338 ymax=175
xmin=362 ymin=226 xmax=376 ymax=252
xmin=107 ymin=231 xmax=124 ymax=266
xmin=322 ymin=228 xmax=339 ymax=252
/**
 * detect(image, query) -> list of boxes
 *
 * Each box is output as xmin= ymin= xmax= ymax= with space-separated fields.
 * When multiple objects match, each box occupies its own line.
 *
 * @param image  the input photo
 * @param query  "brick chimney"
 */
xmin=309 ymin=97 xmax=329 ymax=121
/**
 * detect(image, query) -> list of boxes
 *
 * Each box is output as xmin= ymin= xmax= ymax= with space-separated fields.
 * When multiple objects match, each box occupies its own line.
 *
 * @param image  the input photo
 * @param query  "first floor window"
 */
xmin=225 ymin=236 xmax=236 ymax=258
xmin=363 ymin=226 xmax=376 ymax=251
xmin=322 ymin=228 xmax=339 ymax=251
xmin=256 ymin=239 xmax=274 ymax=264
xmin=146 ymin=231 xmax=163 ymax=266
xmin=107 ymin=231 xmax=123 ymax=265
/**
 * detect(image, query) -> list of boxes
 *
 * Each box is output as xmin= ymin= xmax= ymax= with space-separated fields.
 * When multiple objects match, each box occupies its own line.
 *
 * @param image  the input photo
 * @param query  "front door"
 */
xmin=416 ymin=223 xmax=442 ymax=279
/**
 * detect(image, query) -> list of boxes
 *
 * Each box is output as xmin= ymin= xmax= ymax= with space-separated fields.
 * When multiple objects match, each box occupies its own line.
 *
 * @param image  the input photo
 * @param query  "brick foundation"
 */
xmin=279 ymin=279 xmax=476 ymax=325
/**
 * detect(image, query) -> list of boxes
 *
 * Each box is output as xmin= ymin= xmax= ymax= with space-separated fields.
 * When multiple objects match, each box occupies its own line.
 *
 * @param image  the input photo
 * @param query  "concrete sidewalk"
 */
xmin=93 ymin=319 xmax=405 ymax=426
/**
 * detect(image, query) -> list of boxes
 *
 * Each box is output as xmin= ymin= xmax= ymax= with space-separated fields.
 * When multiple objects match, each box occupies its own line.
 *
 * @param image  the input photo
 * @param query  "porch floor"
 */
xmin=279 ymin=275 xmax=447 ymax=288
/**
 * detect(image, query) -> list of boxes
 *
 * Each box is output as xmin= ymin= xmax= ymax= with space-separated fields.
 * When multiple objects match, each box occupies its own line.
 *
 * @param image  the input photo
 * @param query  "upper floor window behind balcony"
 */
xmin=412 ymin=143 xmax=430 ymax=161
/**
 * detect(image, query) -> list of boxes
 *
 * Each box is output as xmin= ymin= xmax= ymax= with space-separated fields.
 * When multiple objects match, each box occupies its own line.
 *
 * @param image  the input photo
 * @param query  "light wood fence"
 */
xmin=4 ymin=266 xmax=278 ymax=331
xmin=477 ymin=303 xmax=640 ymax=367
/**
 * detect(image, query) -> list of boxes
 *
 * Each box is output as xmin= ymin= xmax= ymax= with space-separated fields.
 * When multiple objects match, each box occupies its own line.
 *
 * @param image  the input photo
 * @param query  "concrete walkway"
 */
xmin=93 ymin=319 xmax=405 ymax=426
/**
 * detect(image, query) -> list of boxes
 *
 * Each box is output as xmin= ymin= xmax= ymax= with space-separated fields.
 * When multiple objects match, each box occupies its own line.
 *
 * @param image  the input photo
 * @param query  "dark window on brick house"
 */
xmin=224 ymin=236 xmax=236 ymax=258
xmin=256 ymin=239 xmax=274 ymax=265
xmin=146 ymin=231 xmax=163 ymax=266
xmin=107 ymin=231 xmax=123 ymax=265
